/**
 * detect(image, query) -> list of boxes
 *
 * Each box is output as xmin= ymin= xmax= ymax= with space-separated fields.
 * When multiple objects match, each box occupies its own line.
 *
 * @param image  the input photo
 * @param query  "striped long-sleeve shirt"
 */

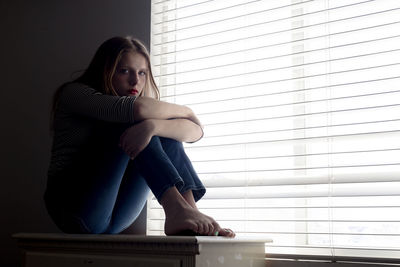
xmin=47 ymin=82 xmax=137 ymax=178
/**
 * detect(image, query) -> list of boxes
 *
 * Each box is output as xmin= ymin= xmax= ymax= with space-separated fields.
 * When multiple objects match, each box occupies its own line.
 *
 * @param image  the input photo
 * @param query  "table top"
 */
xmin=13 ymin=232 xmax=272 ymax=244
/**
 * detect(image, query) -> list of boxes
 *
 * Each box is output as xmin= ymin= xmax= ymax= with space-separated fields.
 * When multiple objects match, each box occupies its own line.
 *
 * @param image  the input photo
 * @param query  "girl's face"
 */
xmin=112 ymin=52 xmax=148 ymax=97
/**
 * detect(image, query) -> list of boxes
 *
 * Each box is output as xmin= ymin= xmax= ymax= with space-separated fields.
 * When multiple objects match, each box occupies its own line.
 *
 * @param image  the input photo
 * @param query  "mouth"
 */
xmin=128 ymin=89 xmax=139 ymax=95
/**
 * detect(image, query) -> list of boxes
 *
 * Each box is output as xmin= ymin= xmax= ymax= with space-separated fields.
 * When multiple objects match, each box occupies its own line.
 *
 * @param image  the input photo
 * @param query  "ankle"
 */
xmin=160 ymin=187 xmax=192 ymax=216
xmin=182 ymin=190 xmax=198 ymax=209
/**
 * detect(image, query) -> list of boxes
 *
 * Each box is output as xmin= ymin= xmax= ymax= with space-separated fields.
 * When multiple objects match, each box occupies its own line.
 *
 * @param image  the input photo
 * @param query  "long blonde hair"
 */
xmin=52 ymin=36 xmax=160 ymax=122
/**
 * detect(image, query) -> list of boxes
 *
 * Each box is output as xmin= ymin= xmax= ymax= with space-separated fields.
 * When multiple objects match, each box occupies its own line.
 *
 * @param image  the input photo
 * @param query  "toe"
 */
xmin=209 ymin=224 xmax=216 ymax=236
xmin=219 ymin=228 xmax=235 ymax=237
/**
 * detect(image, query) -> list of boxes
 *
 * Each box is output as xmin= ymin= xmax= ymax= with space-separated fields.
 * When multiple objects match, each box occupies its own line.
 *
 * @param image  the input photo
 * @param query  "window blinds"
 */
xmin=148 ymin=0 xmax=400 ymax=261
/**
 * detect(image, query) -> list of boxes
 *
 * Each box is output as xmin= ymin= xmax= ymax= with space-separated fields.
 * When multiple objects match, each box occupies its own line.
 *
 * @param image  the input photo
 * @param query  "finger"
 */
xmin=119 ymin=130 xmax=128 ymax=147
xmin=125 ymin=145 xmax=136 ymax=158
xmin=123 ymin=144 xmax=133 ymax=155
xmin=130 ymin=151 xmax=138 ymax=160
xmin=132 ymin=144 xmax=146 ymax=159
xmin=129 ymin=148 xmax=138 ymax=159
xmin=120 ymin=136 xmax=129 ymax=151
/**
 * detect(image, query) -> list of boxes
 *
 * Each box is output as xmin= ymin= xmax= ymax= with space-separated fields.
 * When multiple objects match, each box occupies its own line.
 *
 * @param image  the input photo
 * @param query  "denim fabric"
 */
xmin=44 ymin=123 xmax=205 ymax=234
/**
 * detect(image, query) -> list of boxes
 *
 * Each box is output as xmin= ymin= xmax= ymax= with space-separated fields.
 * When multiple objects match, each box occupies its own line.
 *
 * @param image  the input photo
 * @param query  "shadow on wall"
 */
xmin=0 ymin=0 xmax=150 ymax=266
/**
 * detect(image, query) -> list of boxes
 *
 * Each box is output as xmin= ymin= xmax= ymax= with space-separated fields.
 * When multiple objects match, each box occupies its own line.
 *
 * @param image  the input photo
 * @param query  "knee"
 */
xmin=160 ymin=137 xmax=183 ymax=151
xmin=142 ymin=136 xmax=183 ymax=153
xmin=142 ymin=136 xmax=162 ymax=151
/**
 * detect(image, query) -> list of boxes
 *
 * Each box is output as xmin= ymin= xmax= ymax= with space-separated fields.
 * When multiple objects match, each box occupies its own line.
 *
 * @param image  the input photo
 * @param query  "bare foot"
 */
xmin=164 ymin=205 xmax=216 ymax=236
xmin=161 ymin=187 xmax=236 ymax=237
xmin=181 ymin=190 xmax=233 ymax=235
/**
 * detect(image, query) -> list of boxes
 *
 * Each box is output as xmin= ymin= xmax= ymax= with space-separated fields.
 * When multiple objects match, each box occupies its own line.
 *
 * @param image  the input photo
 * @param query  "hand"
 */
xmin=119 ymin=120 xmax=155 ymax=159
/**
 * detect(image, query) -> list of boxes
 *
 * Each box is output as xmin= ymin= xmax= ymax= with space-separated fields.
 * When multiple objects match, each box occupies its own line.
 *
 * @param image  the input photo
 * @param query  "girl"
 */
xmin=44 ymin=36 xmax=235 ymax=237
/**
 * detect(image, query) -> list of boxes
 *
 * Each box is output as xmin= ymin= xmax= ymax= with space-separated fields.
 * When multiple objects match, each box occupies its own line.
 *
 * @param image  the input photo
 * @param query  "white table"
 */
xmin=14 ymin=233 xmax=272 ymax=267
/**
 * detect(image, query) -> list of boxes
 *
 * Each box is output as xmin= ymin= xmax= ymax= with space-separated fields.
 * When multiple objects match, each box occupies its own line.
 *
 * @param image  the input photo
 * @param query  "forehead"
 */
xmin=118 ymin=52 xmax=147 ymax=67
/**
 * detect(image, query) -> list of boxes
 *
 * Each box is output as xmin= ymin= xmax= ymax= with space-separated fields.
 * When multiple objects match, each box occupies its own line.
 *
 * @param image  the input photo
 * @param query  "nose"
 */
xmin=129 ymin=73 xmax=138 ymax=85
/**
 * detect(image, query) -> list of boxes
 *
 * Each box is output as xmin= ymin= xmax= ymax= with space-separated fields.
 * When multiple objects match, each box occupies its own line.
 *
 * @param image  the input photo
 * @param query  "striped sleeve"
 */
xmin=58 ymin=83 xmax=136 ymax=123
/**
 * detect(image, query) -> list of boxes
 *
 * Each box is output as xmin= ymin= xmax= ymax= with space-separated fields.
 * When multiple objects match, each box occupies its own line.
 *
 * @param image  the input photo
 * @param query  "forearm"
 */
xmin=134 ymin=96 xmax=193 ymax=122
xmin=149 ymin=118 xmax=204 ymax=143
xmin=119 ymin=118 xmax=203 ymax=159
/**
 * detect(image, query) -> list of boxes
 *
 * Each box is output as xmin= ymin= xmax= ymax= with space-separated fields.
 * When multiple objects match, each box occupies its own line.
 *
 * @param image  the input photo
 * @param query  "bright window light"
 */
xmin=149 ymin=0 xmax=400 ymax=260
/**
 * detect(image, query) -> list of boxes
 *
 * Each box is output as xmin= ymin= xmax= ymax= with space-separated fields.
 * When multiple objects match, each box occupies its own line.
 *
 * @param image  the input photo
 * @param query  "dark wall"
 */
xmin=0 ymin=1 xmax=151 ymax=265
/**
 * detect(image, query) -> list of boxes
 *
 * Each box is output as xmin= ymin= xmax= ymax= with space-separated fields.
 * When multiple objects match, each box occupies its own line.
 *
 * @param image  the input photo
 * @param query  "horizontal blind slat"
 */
xmin=153 ymin=0 xmax=213 ymax=15
xmin=192 ymin=147 xmax=400 ymax=162
xmin=199 ymin=105 xmax=400 ymax=127
xmin=155 ymin=46 xmax=400 ymax=77
xmin=152 ymin=6 xmax=400 ymax=47
xmin=265 ymin=245 xmax=400 ymax=253
xmin=153 ymin=0 xmax=271 ymax=26
xmin=195 ymin=89 xmax=400 ymax=116
xmin=265 ymin=254 xmax=400 ymax=264
xmin=196 ymin=162 xmax=400 ymax=174
xmin=150 ymin=205 xmax=400 ymax=209
xmin=149 ymin=219 xmax=400 ymax=223
xmin=153 ymin=20 xmax=400 ymax=60
xmin=201 ymin=119 xmax=400 ymax=140
xmin=161 ymin=75 xmax=400 ymax=100
xmin=159 ymin=61 xmax=400 ymax=87
xmin=152 ymin=0 xmax=383 ymax=42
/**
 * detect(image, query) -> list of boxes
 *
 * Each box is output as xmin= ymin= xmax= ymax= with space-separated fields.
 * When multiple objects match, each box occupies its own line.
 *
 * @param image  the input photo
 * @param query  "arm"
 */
xmin=151 ymin=118 xmax=203 ymax=143
xmin=133 ymin=97 xmax=203 ymax=141
xmin=134 ymin=96 xmax=201 ymax=126
xmin=59 ymin=83 xmax=136 ymax=123
xmin=59 ymin=84 xmax=197 ymax=125
xmin=119 ymin=118 xmax=203 ymax=159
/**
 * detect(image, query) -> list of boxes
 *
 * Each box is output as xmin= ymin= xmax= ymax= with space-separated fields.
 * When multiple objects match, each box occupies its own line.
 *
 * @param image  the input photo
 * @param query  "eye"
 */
xmin=139 ymin=70 xmax=146 ymax=76
xmin=118 ymin=68 xmax=129 ymax=74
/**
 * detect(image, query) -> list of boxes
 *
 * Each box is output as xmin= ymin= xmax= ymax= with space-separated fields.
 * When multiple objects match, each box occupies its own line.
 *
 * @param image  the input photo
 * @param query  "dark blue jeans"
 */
xmin=44 ymin=123 xmax=205 ymax=234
